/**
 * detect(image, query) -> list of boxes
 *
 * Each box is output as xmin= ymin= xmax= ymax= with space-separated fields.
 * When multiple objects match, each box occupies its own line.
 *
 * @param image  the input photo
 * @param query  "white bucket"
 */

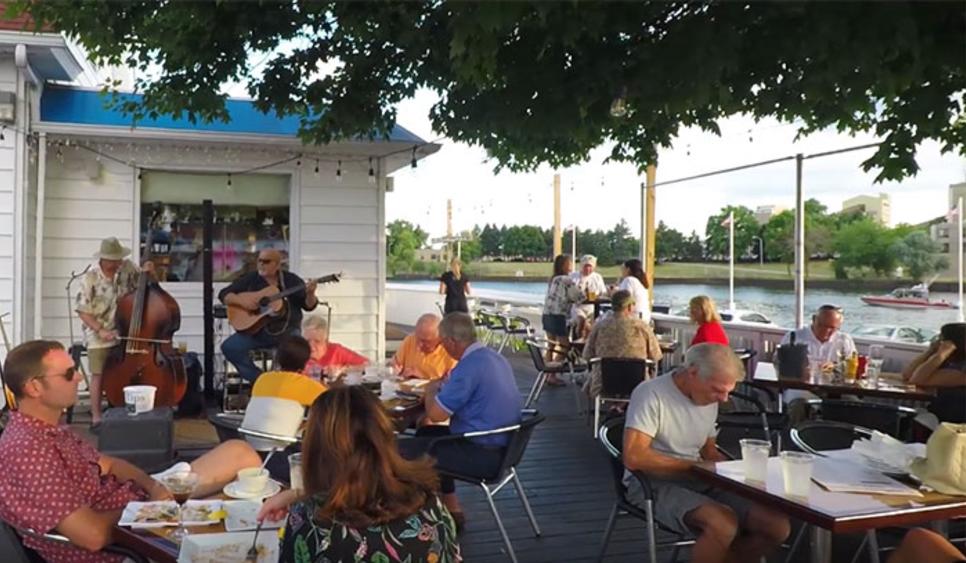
xmin=123 ymin=385 xmax=157 ymax=416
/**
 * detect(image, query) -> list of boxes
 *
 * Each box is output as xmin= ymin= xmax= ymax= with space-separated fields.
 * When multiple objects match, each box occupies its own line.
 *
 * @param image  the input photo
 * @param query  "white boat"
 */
xmin=860 ymin=284 xmax=955 ymax=310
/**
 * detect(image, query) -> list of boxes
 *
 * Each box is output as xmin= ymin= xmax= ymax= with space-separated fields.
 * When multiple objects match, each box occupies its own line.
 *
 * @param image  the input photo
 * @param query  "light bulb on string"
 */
xmin=748 ymin=129 xmax=753 ymax=143
xmin=314 ymin=159 xmax=320 ymax=175
xmin=296 ymin=155 xmax=302 ymax=167
xmin=137 ymin=169 xmax=142 ymax=180
xmin=0 ymin=125 xmax=6 ymax=141
xmin=336 ymin=160 xmax=343 ymax=182
xmin=411 ymin=146 xmax=417 ymax=169
xmin=226 ymin=173 xmax=232 ymax=189
xmin=368 ymin=157 xmax=376 ymax=184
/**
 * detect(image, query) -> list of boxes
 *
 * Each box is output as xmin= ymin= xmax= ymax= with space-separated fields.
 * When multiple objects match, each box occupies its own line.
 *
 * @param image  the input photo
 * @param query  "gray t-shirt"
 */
xmin=624 ymin=372 xmax=718 ymax=461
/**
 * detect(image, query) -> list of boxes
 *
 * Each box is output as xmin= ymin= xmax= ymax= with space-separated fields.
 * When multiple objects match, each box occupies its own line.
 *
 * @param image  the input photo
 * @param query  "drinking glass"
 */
xmin=306 ymin=364 xmax=322 ymax=381
xmin=288 ymin=453 xmax=303 ymax=493
xmin=739 ymin=439 xmax=771 ymax=482
xmin=160 ymin=472 xmax=200 ymax=542
xmin=867 ymin=345 xmax=885 ymax=387
xmin=779 ymin=451 xmax=813 ymax=497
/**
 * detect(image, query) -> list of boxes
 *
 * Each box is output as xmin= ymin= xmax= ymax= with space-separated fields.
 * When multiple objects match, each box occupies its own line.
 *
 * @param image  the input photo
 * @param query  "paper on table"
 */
xmin=850 ymin=432 xmax=926 ymax=474
xmin=812 ymin=458 xmax=923 ymax=497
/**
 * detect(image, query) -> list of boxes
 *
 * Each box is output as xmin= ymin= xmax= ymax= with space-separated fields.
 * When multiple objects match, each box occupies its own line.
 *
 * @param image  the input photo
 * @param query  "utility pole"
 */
xmin=644 ymin=164 xmax=657 ymax=309
xmin=553 ymin=174 xmax=562 ymax=257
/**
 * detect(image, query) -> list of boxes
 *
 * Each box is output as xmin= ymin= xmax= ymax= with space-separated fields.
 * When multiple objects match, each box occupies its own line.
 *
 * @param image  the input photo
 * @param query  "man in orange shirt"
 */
xmin=393 ymin=314 xmax=457 ymax=380
xmin=252 ymin=335 xmax=326 ymax=407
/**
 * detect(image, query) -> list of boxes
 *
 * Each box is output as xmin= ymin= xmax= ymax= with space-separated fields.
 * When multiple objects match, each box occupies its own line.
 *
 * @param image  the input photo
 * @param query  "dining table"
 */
xmin=751 ymin=361 xmax=935 ymax=403
xmin=692 ymin=454 xmax=966 ymax=563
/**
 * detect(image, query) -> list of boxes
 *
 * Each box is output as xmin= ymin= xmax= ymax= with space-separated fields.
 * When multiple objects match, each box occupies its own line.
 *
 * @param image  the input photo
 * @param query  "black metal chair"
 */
xmin=596 ymin=417 xmax=695 ymax=563
xmin=524 ymin=338 xmax=586 ymax=411
xmin=717 ymin=389 xmax=788 ymax=457
xmin=496 ymin=314 xmax=533 ymax=354
xmin=426 ymin=410 xmax=545 ymax=563
xmin=808 ymin=399 xmax=917 ymax=441
xmin=0 ymin=519 xmax=147 ymax=563
xmin=790 ymin=419 xmax=875 ymax=454
xmin=593 ymin=358 xmax=652 ymax=438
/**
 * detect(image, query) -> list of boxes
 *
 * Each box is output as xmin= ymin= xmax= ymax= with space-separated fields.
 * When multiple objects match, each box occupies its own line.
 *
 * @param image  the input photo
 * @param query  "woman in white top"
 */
xmin=542 ymin=254 xmax=584 ymax=383
xmin=617 ymin=259 xmax=650 ymax=324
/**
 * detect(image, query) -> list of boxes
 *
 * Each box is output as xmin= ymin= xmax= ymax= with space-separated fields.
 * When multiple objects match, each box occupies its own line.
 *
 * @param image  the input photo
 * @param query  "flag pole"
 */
xmin=728 ymin=210 xmax=735 ymax=312
xmin=958 ymin=197 xmax=964 ymax=323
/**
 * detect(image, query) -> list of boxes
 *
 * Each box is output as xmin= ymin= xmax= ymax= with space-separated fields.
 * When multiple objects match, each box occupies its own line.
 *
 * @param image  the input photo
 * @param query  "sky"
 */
xmin=386 ymin=88 xmax=964 ymax=240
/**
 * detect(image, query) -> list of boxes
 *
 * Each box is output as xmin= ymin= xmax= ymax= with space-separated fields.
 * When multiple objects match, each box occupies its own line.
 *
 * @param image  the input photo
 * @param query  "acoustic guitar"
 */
xmin=227 ymin=273 xmax=341 ymax=334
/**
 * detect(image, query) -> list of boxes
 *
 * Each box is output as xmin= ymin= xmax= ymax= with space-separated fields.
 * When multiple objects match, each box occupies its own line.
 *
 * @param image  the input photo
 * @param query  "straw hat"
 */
xmin=93 ymin=237 xmax=131 ymax=260
xmin=910 ymin=422 xmax=966 ymax=496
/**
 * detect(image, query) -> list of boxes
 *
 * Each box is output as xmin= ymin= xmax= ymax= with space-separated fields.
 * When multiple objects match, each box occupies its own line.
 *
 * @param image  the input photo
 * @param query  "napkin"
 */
xmin=850 ymin=431 xmax=926 ymax=473
xmin=151 ymin=461 xmax=192 ymax=481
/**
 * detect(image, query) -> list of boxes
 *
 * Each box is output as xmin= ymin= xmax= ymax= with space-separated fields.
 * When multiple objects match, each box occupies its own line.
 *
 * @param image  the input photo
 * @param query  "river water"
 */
xmin=394 ymin=280 xmax=960 ymax=334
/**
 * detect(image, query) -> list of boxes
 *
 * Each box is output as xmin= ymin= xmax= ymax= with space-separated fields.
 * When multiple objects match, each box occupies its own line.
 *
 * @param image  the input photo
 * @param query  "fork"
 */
xmin=244 ymin=520 xmax=263 ymax=563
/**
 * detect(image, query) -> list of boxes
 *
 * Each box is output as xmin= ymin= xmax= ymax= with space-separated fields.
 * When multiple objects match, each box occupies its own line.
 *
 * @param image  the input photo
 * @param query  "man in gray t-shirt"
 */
xmin=623 ymin=343 xmax=790 ymax=563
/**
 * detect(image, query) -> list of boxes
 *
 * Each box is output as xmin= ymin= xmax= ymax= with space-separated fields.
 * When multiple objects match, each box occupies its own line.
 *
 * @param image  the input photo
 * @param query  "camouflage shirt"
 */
xmin=75 ymin=260 xmax=140 ymax=349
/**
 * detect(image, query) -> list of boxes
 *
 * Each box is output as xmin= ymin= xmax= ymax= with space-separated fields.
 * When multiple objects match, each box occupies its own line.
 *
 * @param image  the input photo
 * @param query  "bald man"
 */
xmin=393 ymin=314 xmax=458 ymax=380
xmin=219 ymin=249 xmax=318 ymax=382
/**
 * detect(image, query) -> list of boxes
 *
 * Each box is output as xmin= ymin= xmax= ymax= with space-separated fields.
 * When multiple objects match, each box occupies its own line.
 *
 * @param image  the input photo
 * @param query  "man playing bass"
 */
xmin=219 ymin=249 xmax=318 ymax=382
xmin=75 ymin=237 xmax=154 ymax=430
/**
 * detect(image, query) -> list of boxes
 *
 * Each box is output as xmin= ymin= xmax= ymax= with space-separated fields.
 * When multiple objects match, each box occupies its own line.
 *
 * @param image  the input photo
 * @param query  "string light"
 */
xmin=411 ymin=146 xmax=417 ymax=169
xmin=0 ymin=125 xmax=5 ymax=141
xmin=336 ymin=160 xmax=342 ymax=182
xmin=296 ymin=156 xmax=302 ymax=167
xmin=137 ymin=168 xmax=143 ymax=180
xmin=314 ymin=158 xmax=319 ymax=175
xmin=226 ymin=173 xmax=232 ymax=188
xmin=368 ymin=157 xmax=375 ymax=184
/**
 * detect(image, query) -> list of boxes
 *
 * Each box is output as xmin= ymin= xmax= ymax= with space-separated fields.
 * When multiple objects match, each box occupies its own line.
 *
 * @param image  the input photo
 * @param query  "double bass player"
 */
xmin=75 ymin=237 xmax=154 ymax=430
xmin=219 ymin=249 xmax=319 ymax=383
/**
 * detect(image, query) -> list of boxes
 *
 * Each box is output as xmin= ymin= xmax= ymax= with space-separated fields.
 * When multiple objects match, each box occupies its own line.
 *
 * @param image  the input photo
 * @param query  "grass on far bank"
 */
xmin=462 ymin=260 xmax=837 ymax=280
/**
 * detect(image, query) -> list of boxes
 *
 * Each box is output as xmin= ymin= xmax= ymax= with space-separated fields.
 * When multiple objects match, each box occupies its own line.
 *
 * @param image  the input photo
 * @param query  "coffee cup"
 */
xmin=237 ymin=467 xmax=269 ymax=493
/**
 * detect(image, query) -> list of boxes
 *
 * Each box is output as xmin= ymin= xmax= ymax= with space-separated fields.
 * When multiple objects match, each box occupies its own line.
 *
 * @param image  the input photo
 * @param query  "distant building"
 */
xmin=949 ymin=182 xmax=966 ymax=210
xmin=754 ymin=204 xmax=787 ymax=225
xmin=842 ymin=193 xmax=891 ymax=226
xmin=415 ymin=248 xmax=446 ymax=262
xmin=929 ymin=183 xmax=966 ymax=259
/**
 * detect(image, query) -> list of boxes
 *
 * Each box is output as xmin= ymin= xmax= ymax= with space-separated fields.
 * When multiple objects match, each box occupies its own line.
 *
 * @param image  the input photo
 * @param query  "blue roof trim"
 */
xmin=39 ymin=85 xmax=424 ymax=143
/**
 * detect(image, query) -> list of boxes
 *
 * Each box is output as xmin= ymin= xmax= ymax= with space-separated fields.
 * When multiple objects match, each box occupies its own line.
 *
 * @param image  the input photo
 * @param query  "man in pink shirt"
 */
xmin=0 ymin=340 xmax=261 ymax=562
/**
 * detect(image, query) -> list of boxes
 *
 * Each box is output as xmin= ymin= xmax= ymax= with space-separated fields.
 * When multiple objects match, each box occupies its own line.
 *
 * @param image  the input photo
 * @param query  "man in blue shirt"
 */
xmin=398 ymin=312 xmax=522 ymax=529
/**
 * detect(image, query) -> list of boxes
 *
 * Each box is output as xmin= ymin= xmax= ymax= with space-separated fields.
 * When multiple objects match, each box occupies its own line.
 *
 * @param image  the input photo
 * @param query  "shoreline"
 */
xmin=390 ymin=274 xmax=960 ymax=293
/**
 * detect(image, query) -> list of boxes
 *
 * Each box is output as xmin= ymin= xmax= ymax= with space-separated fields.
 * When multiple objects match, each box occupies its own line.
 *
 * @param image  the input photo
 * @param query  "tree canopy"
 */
xmin=12 ymin=1 xmax=963 ymax=180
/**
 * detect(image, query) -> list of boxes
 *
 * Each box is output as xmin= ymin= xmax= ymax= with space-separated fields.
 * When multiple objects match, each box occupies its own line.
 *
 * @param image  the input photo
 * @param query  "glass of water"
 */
xmin=780 ymin=451 xmax=814 ymax=497
xmin=867 ymin=345 xmax=885 ymax=386
xmin=739 ymin=439 xmax=771 ymax=482
xmin=288 ymin=453 xmax=303 ymax=493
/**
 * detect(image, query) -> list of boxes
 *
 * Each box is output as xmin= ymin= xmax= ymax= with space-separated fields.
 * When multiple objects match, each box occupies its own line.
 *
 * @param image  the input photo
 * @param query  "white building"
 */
xmin=753 ymin=204 xmax=786 ymax=225
xmin=929 ymin=183 xmax=966 ymax=259
xmin=842 ymin=193 xmax=891 ymax=226
xmin=0 ymin=26 xmax=438 ymax=377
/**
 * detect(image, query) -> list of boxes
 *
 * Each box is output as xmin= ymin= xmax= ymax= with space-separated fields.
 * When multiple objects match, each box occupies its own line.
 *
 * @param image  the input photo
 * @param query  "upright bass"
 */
xmin=103 ymin=209 xmax=187 ymax=407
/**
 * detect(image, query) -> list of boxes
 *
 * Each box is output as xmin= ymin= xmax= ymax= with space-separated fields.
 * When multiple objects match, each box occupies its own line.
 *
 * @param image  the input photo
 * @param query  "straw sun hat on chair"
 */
xmin=910 ymin=422 xmax=966 ymax=496
xmin=94 ymin=237 xmax=131 ymax=260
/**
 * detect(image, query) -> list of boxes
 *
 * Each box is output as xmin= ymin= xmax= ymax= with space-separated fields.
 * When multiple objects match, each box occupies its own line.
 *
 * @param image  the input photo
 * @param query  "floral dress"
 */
xmin=280 ymin=494 xmax=462 ymax=563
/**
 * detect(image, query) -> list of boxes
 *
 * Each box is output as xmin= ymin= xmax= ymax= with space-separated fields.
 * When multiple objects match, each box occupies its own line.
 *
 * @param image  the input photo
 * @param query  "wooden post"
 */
xmin=553 ymin=174 xmax=562 ymax=257
xmin=645 ymin=164 xmax=657 ymax=308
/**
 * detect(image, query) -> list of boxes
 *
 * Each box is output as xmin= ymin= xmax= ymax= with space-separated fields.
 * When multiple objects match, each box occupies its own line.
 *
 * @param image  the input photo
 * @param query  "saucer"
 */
xmin=223 ymin=479 xmax=282 ymax=500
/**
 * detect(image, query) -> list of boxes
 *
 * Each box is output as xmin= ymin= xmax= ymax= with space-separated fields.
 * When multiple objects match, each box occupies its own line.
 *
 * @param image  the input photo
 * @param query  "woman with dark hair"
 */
xmin=542 ymin=254 xmax=584 ymax=381
xmin=617 ymin=259 xmax=650 ymax=323
xmin=903 ymin=322 xmax=966 ymax=426
xmin=258 ymin=386 xmax=461 ymax=562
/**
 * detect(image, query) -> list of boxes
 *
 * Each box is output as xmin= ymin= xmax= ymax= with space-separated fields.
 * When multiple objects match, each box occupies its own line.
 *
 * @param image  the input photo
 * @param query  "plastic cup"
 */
xmin=380 ymin=377 xmax=399 ymax=400
xmin=288 ymin=453 xmax=303 ymax=493
xmin=780 ymin=451 xmax=814 ymax=497
xmin=123 ymin=385 xmax=156 ymax=416
xmin=739 ymin=439 xmax=771 ymax=482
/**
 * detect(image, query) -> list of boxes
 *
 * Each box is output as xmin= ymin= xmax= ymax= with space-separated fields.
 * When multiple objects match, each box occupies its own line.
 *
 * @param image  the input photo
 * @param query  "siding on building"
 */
xmin=39 ymin=142 xmax=386 ymax=377
xmin=0 ymin=60 xmax=18 ymax=359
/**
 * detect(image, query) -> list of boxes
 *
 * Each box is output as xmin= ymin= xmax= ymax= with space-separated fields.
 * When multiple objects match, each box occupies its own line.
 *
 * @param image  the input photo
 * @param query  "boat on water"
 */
xmin=860 ymin=284 xmax=955 ymax=310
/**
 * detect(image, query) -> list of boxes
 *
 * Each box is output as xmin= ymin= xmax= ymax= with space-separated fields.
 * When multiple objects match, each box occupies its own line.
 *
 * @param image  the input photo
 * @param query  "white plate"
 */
xmin=223 ymin=479 xmax=282 ymax=500
xmin=119 ymin=500 xmax=223 ymax=528
xmin=223 ymin=500 xmax=286 ymax=532
xmin=177 ymin=531 xmax=279 ymax=563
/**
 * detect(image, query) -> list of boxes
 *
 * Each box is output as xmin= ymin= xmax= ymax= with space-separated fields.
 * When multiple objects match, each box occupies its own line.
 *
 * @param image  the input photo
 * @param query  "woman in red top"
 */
xmin=302 ymin=316 xmax=368 ymax=374
xmin=689 ymin=295 xmax=730 ymax=346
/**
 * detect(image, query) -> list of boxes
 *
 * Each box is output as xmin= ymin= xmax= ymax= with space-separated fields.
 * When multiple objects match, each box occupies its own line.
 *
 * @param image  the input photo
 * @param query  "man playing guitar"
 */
xmin=219 ymin=249 xmax=318 ymax=382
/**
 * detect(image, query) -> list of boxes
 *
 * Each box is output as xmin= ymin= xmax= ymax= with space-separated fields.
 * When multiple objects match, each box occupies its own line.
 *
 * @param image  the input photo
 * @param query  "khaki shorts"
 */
xmin=87 ymin=345 xmax=117 ymax=375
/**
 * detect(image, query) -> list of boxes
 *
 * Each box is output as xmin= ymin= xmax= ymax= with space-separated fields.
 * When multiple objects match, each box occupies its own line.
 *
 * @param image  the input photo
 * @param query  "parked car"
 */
xmin=851 ymin=324 xmax=937 ymax=344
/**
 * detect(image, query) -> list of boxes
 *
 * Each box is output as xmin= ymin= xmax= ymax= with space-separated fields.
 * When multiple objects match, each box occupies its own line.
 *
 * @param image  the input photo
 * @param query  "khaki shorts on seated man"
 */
xmin=0 ymin=340 xmax=262 ymax=563
xmin=623 ymin=343 xmax=790 ymax=563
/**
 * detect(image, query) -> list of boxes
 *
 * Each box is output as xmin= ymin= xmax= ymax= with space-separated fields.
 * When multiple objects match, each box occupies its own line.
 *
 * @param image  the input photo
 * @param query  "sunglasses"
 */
xmin=34 ymin=366 xmax=76 ymax=383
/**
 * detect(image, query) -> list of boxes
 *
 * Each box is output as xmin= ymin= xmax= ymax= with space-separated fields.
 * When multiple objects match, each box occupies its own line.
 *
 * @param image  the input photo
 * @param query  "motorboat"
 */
xmin=860 ymin=284 xmax=955 ymax=310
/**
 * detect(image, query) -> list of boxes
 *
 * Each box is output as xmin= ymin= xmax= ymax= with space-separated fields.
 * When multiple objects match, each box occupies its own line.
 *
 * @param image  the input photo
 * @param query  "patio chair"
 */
xmin=524 ymin=338 xmax=587 ymax=412
xmin=477 ymin=310 xmax=506 ymax=348
xmin=596 ymin=417 xmax=695 ymax=563
xmin=0 ymin=519 xmax=148 ymax=563
xmin=808 ymin=399 xmax=917 ymax=441
xmin=238 ymin=396 xmax=303 ymax=466
xmin=593 ymin=358 xmax=652 ymax=438
xmin=426 ymin=410 xmax=545 ymax=563
xmin=717 ymin=389 xmax=788 ymax=457
xmin=495 ymin=314 xmax=533 ymax=354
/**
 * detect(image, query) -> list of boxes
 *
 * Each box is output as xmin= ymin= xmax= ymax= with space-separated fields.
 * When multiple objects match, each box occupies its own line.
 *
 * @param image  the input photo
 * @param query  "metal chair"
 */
xmin=596 ymin=417 xmax=695 ymax=563
xmin=0 ymin=519 xmax=148 ymax=563
xmin=808 ymin=399 xmax=917 ymax=441
xmin=524 ymin=338 xmax=587 ymax=412
xmin=593 ymin=358 xmax=652 ymax=438
xmin=426 ymin=410 xmax=545 ymax=563
xmin=238 ymin=396 xmax=303 ymax=466
xmin=477 ymin=310 xmax=506 ymax=348
xmin=717 ymin=389 xmax=788 ymax=456
xmin=496 ymin=314 xmax=533 ymax=354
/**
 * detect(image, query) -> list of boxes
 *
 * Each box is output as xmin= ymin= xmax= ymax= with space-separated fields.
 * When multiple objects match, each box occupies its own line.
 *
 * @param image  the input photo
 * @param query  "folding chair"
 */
xmin=717 ymin=389 xmax=788 ymax=457
xmin=596 ymin=417 xmax=695 ymax=563
xmin=808 ymin=399 xmax=917 ymax=441
xmin=593 ymin=358 xmax=651 ymax=438
xmin=496 ymin=314 xmax=533 ymax=354
xmin=427 ymin=410 xmax=545 ymax=563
